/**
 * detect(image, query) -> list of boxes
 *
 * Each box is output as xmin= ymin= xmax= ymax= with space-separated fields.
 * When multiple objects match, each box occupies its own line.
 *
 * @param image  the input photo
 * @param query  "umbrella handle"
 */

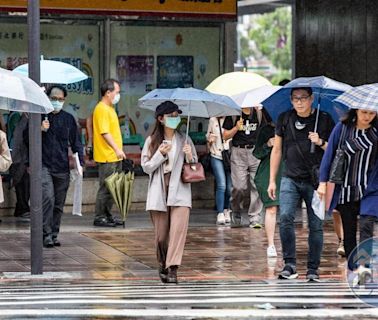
xmin=310 ymin=142 xmax=316 ymax=153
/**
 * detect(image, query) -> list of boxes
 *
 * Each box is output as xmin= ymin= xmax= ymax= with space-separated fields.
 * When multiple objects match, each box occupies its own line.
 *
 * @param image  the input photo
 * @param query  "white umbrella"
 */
xmin=0 ymin=67 xmax=53 ymax=113
xmin=231 ymin=85 xmax=282 ymax=108
xmin=13 ymin=56 xmax=88 ymax=84
xmin=138 ymin=87 xmax=241 ymax=140
xmin=138 ymin=87 xmax=241 ymax=118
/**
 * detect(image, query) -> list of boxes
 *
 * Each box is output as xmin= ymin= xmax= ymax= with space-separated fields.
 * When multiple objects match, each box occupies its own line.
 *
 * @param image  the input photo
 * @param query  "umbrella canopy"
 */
xmin=261 ymin=76 xmax=352 ymax=123
xmin=206 ymin=71 xmax=271 ymax=96
xmin=334 ymin=83 xmax=378 ymax=112
xmin=138 ymin=87 xmax=241 ymax=118
xmin=0 ymin=67 xmax=53 ymax=113
xmin=232 ymin=85 xmax=282 ymax=108
xmin=13 ymin=58 xmax=88 ymax=84
xmin=105 ymin=171 xmax=135 ymax=227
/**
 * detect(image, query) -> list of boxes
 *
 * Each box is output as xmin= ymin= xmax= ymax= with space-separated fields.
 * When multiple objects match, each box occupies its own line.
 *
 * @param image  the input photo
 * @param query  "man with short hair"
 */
xmin=268 ymin=87 xmax=334 ymax=281
xmin=93 ymin=79 xmax=126 ymax=227
xmin=40 ymin=85 xmax=84 ymax=247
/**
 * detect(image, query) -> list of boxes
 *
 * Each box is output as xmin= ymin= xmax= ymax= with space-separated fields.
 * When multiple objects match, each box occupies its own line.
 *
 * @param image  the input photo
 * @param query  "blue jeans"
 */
xmin=211 ymin=156 xmax=232 ymax=213
xmin=279 ymin=177 xmax=323 ymax=270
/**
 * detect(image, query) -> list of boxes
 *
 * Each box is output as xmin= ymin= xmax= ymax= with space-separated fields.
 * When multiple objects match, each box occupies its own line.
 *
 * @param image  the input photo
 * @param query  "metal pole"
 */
xmin=28 ymin=0 xmax=43 ymax=274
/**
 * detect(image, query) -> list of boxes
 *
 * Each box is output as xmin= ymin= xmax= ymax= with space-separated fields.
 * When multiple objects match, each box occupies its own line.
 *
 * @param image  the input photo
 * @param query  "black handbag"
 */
xmin=217 ymin=119 xmax=231 ymax=172
xmin=329 ymin=125 xmax=348 ymax=184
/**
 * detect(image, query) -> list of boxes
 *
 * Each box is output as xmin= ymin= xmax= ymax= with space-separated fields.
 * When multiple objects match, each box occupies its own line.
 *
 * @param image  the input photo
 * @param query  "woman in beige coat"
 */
xmin=141 ymin=101 xmax=198 ymax=284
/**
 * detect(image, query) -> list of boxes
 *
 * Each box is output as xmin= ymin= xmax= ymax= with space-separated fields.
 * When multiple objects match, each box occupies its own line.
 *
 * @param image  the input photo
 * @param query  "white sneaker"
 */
xmin=267 ymin=245 xmax=277 ymax=258
xmin=223 ymin=209 xmax=231 ymax=224
xmin=217 ymin=213 xmax=226 ymax=225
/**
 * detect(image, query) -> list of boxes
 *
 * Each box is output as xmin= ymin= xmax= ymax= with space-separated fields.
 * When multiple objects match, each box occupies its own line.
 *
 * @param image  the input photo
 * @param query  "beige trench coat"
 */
xmin=141 ymin=132 xmax=198 ymax=212
xmin=0 ymin=130 xmax=12 ymax=203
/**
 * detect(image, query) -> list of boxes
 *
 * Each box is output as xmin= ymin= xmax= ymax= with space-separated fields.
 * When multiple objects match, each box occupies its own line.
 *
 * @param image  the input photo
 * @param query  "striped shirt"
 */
xmin=339 ymin=125 xmax=378 ymax=204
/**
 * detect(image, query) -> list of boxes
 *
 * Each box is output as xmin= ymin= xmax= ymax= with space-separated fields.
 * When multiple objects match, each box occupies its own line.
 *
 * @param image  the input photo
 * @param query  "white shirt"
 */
xmin=163 ymin=134 xmax=177 ymax=174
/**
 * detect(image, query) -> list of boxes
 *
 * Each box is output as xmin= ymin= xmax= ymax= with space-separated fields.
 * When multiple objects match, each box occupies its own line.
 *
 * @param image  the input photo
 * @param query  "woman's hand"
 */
xmin=317 ymin=182 xmax=327 ymax=200
xmin=267 ymin=181 xmax=276 ymax=200
xmin=159 ymin=143 xmax=172 ymax=156
xmin=183 ymin=143 xmax=193 ymax=162
xmin=267 ymin=137 xmax=275 ymax=147
xmin=208 ymin=133 xmax=217 ymax=144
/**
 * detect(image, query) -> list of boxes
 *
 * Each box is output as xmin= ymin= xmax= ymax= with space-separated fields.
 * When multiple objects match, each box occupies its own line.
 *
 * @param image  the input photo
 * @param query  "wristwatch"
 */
xmin=319 ymin=139 xmax=326 ymax=147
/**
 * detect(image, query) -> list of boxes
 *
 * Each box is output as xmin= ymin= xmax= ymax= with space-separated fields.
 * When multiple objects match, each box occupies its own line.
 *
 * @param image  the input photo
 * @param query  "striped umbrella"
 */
xmin=334 ymin=83 xmax=378 ymax=112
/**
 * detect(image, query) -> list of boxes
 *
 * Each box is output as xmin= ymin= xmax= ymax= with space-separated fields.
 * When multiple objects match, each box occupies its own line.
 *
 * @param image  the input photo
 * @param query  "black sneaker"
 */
xmin=52 ymin=237 xmax=61 ymax=247
xmin=306 ymin=269 xmax=320 ymax=282
xmin=93 ymin=217 xmax=116 ymax=227
xmin=278 ymin=264 xmax=298 ymax=279
xmin=43 ymin=236 xmax=54 ymax=248
xmin=107 ymin=216 xmax=124 ymax=226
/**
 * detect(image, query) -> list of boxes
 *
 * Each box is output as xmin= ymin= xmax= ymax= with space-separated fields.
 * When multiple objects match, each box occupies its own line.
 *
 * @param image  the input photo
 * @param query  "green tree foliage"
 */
xmin=241 ymin=7 xmax=292 ymax=83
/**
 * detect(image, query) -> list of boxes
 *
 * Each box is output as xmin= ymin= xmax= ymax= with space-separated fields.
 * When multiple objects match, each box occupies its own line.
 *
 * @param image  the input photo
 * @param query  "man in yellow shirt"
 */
xmin=93 ymin=79 xmax=126 ymax=227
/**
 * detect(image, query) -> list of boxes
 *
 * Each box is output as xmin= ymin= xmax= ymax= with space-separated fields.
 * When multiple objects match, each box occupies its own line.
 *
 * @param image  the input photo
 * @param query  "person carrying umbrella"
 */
xmin=222 ymin=106 xmax=269 ymax=228
xmin=268 ymin=87 xmax=334 ymax=281
xmin=92 ymin=79 xmax=126 ymax=227
xmin=38 ymin=85 xmax=84 ymax=247
xmin=317 ymin=84 xmax=378 ymax=284
xmin=141 ymin=101 xmax=198 ymax=284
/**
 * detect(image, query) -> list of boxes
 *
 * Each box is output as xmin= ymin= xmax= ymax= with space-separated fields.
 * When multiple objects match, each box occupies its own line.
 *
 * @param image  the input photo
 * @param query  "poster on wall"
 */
xmin=0 ymin=23 xmax=100 ymax=121
xmin=157 ymin=56 xmax=193 ymax=89
xmin=116 ymin=55 xmax=154 ymax=95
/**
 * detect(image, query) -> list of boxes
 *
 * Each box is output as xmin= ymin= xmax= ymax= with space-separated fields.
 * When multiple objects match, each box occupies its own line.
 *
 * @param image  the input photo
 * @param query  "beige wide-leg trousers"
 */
xmin=150 ymin=173 xmax=190 ymax=269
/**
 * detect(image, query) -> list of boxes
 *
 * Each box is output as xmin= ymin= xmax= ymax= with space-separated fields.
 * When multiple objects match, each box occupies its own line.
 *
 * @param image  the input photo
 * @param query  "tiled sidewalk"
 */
xmin=0 ymin=210 xmax=350 ymax=282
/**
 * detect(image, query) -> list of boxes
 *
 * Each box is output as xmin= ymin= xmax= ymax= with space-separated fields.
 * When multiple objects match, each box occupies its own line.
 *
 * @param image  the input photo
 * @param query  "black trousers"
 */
xmin=337 ymin=201 xmax=376 ymax=270
xmin=14 ymin=171 xmax=30 ymax=217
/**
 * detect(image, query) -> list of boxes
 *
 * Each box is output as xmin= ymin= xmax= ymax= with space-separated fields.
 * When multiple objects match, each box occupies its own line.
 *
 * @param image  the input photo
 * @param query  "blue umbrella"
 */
xmin=13 ymin=56 xmax=88 ymax=85
xmin=261 ymin=76 xmax=352 ymax=123
xmin=138 ymin=87 xmax=241 ymax=140
xmin=334 ymin=83 xmax=378 ymax=112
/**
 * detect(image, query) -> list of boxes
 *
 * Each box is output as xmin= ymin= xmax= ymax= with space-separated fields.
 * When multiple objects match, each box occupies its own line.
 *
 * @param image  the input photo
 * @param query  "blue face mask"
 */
xmin=51 ymin=100 xmax=64 ymax=112
xmin=164 ymin=116 xmax=181 ymax=129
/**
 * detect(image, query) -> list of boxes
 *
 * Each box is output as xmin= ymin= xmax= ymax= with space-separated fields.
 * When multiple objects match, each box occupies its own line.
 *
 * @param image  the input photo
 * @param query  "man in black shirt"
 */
xmin=40 ymin=85 xmax=84 ymax=248
xmin=223 ymin=107 xmax=268 ymax=228
xmin=268 ymin=87 xmax=334 ymax=281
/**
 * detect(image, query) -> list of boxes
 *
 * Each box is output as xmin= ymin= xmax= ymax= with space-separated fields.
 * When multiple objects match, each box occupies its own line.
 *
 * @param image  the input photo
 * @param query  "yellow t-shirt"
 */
xmin=93 ymin=101 xmax=122 ymax=163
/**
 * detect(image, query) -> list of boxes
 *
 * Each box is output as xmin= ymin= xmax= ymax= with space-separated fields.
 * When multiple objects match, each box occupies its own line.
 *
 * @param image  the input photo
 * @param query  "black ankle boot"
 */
xmin=158 ymin=265 xmax=168 ymax=283
xmin=166 ymin=265 xmax=178 ymax=284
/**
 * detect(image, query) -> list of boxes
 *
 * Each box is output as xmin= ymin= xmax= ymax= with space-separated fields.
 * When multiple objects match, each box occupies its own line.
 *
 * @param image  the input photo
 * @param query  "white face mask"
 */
xmin=112 ymin=93 xmax=120 ymax=105
xmin=51 ymin=100 xmax=64 ymax=112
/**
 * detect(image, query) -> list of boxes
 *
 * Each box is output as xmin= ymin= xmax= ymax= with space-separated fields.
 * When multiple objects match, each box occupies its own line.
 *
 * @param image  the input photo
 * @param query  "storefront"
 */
xmin=0 ymin=1 xmax=237 ymax=152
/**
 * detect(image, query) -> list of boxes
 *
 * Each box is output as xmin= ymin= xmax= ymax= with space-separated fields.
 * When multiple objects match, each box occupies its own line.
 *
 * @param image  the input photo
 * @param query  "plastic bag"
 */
xmin=311 ymin=191 xmax=325 ymax=220
xmin=71 ymin=153 xmax=83 ymax=216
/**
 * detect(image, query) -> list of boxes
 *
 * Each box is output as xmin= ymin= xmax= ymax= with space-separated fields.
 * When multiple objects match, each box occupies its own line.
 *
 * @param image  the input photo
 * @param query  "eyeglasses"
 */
xmin=291 ymin=95 xmax=310 ymax=103
xmin=50 ymin=96 xmax=65 ymax=102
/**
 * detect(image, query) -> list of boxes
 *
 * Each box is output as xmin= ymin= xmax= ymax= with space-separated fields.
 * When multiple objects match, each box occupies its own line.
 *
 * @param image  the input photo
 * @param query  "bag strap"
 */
xmin=217 ymin=118 xmax=226 ymax=151
xmin=337 ymin=124 xmax=347 ymax=149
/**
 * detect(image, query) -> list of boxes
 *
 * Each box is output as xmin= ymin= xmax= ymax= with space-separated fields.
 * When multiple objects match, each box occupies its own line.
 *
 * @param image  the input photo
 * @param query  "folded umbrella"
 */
xmin=105 ymin=172 xmax=123 ymax=214
xmin=122 ymin=171 xmax=135 ymax=226
xmin=334 ymin=83 xmax=378 ymax=112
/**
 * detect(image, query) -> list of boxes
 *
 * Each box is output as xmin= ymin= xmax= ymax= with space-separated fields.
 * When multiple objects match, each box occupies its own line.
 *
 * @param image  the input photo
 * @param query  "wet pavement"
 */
xmin=0 ymin=209 xmax=349 ymax=281
xmin=0 ymin=209 xmax=376 ymax=318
